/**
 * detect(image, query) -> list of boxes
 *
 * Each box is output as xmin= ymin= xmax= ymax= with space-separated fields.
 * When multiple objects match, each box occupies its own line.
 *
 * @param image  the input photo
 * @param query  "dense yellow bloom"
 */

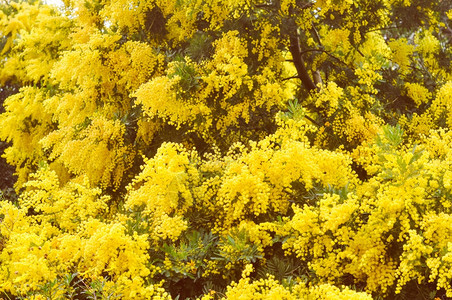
xmin=125 ymin=143 xmax=197 ymax=240
xmin=321 ymin=28 xmax=351 ymax=55
xmin=223 ymin=264 xmax=373 ymax=299
xmin=314 ymin=82 xmax=343 ymax=117
xmin=135 ymin=75 xmax=193 ymax=127
xmin=19 ymin=166 xmax=108 ymax=232
xmin=41 ymin=116 xmax=132 ymax=189
xmin=0 ymin=203 xmax=60 ymax=294
xmin=1 ymin=4 xmax=71 ymax=84
xmin=405 ymin=82 xmax=431 ymax=107
xmin=1 ymin=0 xmax=452 ymax=298
xmin=99 ymin=0 xmax=154 ymax=33
xmin=354 ymin=63 xmax=383 ymax=95
xmin=415 ymin=30 xmax=440 ymax=56
xmin=431 ymin=81 xmax=452 ymax=128
xmin=108 ymin=40 xmax=165 ymax=92
xmin=388 ymin=38 xmax=414 ymax=75
xmin=193 ymin=120 xmax=354 ymax=229
xmin=0 ymin=87 xmax=53 ymax=188
xmin=78 ymin=220 xmax=150 ymax=279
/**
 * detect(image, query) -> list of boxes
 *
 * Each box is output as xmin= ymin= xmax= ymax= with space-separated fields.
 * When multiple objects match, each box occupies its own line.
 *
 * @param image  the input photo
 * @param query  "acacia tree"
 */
xmin=1 ymin=0 xmax=452 ymax=299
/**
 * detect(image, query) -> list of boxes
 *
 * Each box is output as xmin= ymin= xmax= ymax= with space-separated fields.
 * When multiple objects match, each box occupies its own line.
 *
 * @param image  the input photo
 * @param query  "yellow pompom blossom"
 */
xmin=0 ymin=192 xmax=162 ymax=298
xmin=0 ymin=87 xmax=53 ymax=188
xmin=321 ymin=27 xmax=352 ymax=56
xmin=40 ymin=116 xmax=133 ymax=189
xmin=444 ymin=170 xmax=452 ymax=191
xmin=204 ymin=31 xmax=250 ymax=99
xmin=0 ymin=225 xmax=58 ymax=294
xmin=195 ymin=119 xmax=354 ymax=229
xmin=252 ymin=21 xmax=281 ymax=63
xmin=99 ymin=0 xmax=155 ymax=34
xmin=430 ymin=81 xmax=452 ymax=128
xmin=414 ymin=30 xmax=443 ymax=79
xmin=395 ymin=230 xmax=433 ymax=293
xmin=236 ymin=221 xmax=273 ymax=252
xmin=222 ymin=264 xmax=373 ymax=299
xmin=0 ymin=4 xmax=72 ymax=84
xmin=0 ymin=201 xmax=30 ymax=240
xmin=202 ymin=31 xmax=254 ymax=134
xmin=421 ymin=128 xmax=452 ymax=159
xmin=136 ymin=118 xmax=163 ymax=146
xmin=78 ymin=220 xmax=149 ymax=278
xmin=399 ymin=112 xmax=434 ymax=137
xmin=125 ymin=143 xmax=197 ymax=241
xmin=51 ymin=32 xmax=121 ymax=93
xmin=388 ymin=38 xmax=415 ymax=75
xmin=313 ymin=82 xmax=343 ymax=117
xmin=405 ymin=82 xmax=431 ymax=107
xmin=109 ymin=41 xmax=165 ymax=92
xmin=0 ymin=2 xmax=35 ymax=56
xmin=19 ymin=166 xmax=109 ymax=232
xmin=134 ymin=59 xmax=210 ymax=130
xmin=313 ymin=0 xmax=355 ymax=17
xmin=153 ymin=213 xmax=188 ymax=241
xmin=415 ymin=30 xmax=440 ymax=56
xmin=354 ymin=63 xmax=383 ymax=95
xmin=2 ymin=0 xmax=452 ymax=298
xmin=224 ymin=275 xmax=295 ymax=299
xmin=0 ymin=203 xmax=62 ymax=294
xmin=332 ymin=109 xmax=380 ymax=145
xmin=353 ymin=111 xmax=382 ymax=143
xmin=305 ymin=284 xmax=373 ymax=300
xmin=133 ymin=26 xmax=287 ymax=144
xmin=134 ymin=75 xmax=192 ymax=128
xmin=354 ymin=32 xmax=391 ymax=69
xmin=266 ymin=124 xmax=452 ymax=295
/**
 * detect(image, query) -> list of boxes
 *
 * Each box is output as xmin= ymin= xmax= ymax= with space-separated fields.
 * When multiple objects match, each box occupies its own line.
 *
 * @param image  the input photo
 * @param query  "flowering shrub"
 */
xmin=1 ymin=0 xmax=452 ymax=299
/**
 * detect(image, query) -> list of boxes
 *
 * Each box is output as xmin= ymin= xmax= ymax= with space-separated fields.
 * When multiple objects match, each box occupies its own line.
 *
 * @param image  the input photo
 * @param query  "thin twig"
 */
xmin=282 ymin=76 xmax=300 ymax=81
xmin=365 ymin=26 xmax=399 ymax=33
xmin=304 ymin=114 xmax=320 ymax=126
xmin=299 ymin=48 xmax=351 ymax=68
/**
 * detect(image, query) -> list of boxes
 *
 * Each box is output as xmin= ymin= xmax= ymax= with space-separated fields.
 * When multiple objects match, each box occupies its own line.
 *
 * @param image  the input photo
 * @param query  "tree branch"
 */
xmin=289 ymin=34 xmax=317 ymax=92
xmin=304 ymin=114 xmax=320 ymax=126
xmin=282 ymin=75 xmax=300 ymax=81
xmin=365 ymin=26 xmax=398 ymax=33
xmin=311 ymin=21 xmax=322 ymax=46
xmin=299 ymin=48 xmax=352 ymax=68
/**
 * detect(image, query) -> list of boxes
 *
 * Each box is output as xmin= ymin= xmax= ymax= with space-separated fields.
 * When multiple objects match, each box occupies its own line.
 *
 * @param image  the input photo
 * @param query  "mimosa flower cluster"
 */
xmin=1 ymin=0 xmax=452 ymax=299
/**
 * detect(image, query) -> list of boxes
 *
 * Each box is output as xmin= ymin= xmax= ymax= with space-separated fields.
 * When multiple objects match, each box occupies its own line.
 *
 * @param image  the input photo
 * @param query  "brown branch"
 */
xmin=255 ymin=4 xmax=273 ymax=8
xmin=354 ymin=46 xmax=365 ymax=57
xmin=365 ymin=26 xmax=399 ymax=33
xmin=282 ymin=75 xmax=300 ymax=81
xmin=299 ymin=48 xmax=352 ymax=68
xmin=311 ymin=21 xmax=322 ymax=46
xmin=299 ymin=48 xmax=322 ymax=55
xmin=304 ymin=114 xmax=320 ymax=126
xmin=289 ymin=34 xmax=317 ymax=92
